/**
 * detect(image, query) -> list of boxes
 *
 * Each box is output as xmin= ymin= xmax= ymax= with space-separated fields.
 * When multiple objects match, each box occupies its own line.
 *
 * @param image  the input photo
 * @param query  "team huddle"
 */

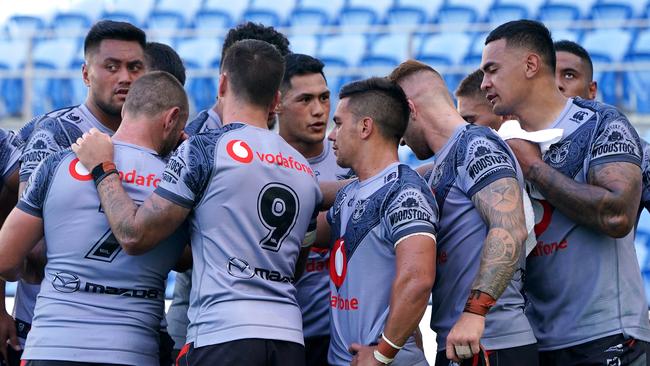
xmin=0 ymin=17 xmax=648 ymax=366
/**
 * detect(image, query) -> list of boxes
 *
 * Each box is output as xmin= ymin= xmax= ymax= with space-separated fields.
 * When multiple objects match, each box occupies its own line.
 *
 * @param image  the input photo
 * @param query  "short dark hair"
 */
xmin=387 ymin=59 xmax=439 ymax=84
xmin=485 ymin=20 xmax=556 ymax=73
xmin=281 ymin=53 xmax=326 ymax=91
xmin=221 ymin=22 xmax=290 ymax=62
xmin=339 ymin=77 xmax=410 ymax=144
xmin=84 ymin=20 xmax=146 ymax=57
xmin=554 ymin=40 xmax=594 ymax=80
xmin=455 ymin=69 xmax=485 ymax=99
xmin=145 ymin=42 xmax=186 ymax=86
xmin=123 ymin=71 xmax=188 ymax=122
xmin=221 ymin=39 xmax=285 ymax=109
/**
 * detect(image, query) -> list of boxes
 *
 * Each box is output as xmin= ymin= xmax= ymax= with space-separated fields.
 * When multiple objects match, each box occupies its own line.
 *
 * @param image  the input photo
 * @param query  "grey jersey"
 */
xmin=166 ymin=269 xmax=192 ymax=349
xmin=526 ymin=98 xmax=650 ymax=350
xmin=184 ymin=108 xmax=222 ymax=136
xmin=426 ymin=124 xmax=536 ymax=351
xmin=327 ymin=163 xmax=437 ymax=366
xmin=0 ymin=128 xmax=22 ymax=190
xmin=15 ymin=104 xmax=115 ymax=339
xmin=17 ymin=142 xmax=186 ymax=364
xmin=641 ymin=139 xmax=650 ymax=211
xmin=155 ymin=123 xmax=322 ymax=348
xmin=296 ymin=139 xmax=349 ymax=339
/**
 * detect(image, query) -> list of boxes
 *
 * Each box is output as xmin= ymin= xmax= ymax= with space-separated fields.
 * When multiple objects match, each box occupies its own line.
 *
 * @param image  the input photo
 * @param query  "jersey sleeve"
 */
xmin=19 ymin=118 xmax=70 ymax=182
xmin=457 ymin=130 xmax=518 ymax=198
xmin=589 ymin=109 xmax=643 ymax=168
xmin=155 ymin=134 xmax=216 ymax=209
xmin=17 ymin=151 xmax=69 ymax=217
xmin=383 ymin=183 xmax=438 ymax=247
xmin=0 ymin=129 xmax=23 ymax=182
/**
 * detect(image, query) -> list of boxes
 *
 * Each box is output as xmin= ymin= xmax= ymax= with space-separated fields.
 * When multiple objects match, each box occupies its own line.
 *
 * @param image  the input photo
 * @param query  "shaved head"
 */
xmin=388 ymin=59 xmax=454 ymax=108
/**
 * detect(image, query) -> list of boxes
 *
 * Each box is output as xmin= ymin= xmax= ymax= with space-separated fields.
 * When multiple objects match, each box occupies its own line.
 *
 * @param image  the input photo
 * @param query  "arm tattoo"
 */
xmin=528 ymin=161 xmax=641 ymax=237
xmin=96 ymin=174 xmax=141 ymax=244
xmin=471 ymin=178 xmax=525 ymax=299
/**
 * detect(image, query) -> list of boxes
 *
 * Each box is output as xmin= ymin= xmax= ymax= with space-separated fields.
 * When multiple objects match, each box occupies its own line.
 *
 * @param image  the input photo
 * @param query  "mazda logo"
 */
xmin=51 ymin=271 xmax=80 ymax=293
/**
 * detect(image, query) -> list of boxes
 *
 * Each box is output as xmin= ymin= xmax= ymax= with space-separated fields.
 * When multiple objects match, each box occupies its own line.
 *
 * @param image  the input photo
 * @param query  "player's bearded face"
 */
xmin=403 ymin=117 xmax=432 ymax=160
xmin=85 ymin=39 xmax=146 ymax=117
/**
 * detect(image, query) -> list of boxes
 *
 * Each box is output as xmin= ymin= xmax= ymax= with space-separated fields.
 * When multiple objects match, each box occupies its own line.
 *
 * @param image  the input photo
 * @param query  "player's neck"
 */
xmin=517 ymin=81 xmax=569 ymax=131
xmin=222 ymin=101 xmax=269 ymax=130
xmin=426 ymin=107 xmax=466 ymax=153
xmin=283 ymin=135 xmax=324 ymax=159
xmin=84 ymin=100 xmax=121 ymax=132
xmin=354 ymin=143 xmax=399 ymax=182
xmin=112 ymin=120 xmax=159 ymax=153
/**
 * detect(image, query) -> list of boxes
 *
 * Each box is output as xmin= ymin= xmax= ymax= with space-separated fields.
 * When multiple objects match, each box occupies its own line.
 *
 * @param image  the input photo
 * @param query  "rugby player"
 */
xmin=145 ymin=42 xmax=186 ymax=87
xmin=554 ymin=40 xmax=597 ymax=101
xmin=0 ymin=71 xmax=189 ymax=365
xmin=389 ymin=60 xmax=535 ymax=366
xmin=0 ymin=129 xmax=22 ymax=365
xmin=0 ymin=20 xmax=147 ymax=364
xmin=482 ymin=20 xmax=650 ymax=365
xmin=316 ymin=77 xmax=437 ymax=366
xmin=166 ymin=22 xmax=292 ymax=358
xmin=455 ymin=69 xmax=504 ymax=130
xmin=276 ymin=53 xmax=348 ymax=366
xmin=73 ymin=39 xmax=322 ymax=366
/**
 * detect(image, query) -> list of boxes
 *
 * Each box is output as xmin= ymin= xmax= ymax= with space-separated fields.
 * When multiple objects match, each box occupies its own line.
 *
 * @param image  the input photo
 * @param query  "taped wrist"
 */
xmin=463 ymin=290 xmax=496 ymax=317
xmin=91 ymin=161 xmax=118 ymax=186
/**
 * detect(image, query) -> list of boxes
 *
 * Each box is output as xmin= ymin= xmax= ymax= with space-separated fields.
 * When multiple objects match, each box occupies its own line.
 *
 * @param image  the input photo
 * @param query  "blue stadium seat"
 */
xmin=447 ymin=0 xmax=493 ymax=20
xmin=434 ymin=6 xmax=478 ymax=32
xmin=147 ymin=11 xmax=186 ymax=38
xmin=360 ymin=34 xmax=413 ymax=77
xmin=288 ymin=35 xmax=319 ymax=56
xmin=385 ymin=6 xmax=428 ymax=34
xmin=202 ymin=0 xmax=248 ymax=26
xmin=418 ymin=32 xmax=472 ymax=65
xmin=242 ymin=0 xmax=296 ymax=28
xmin=156 ymin=0 xmax=203 ymax=25
xmin=395 ymin=0 xmax=444 ymax=19
xmin=590 ymin=53 xmax=618 ymax=106
xmin=624 ymin=53 xmax=650 ymax=114
xmin=101 ymin=0 xmax=155 ymax=26
xmin=631 ymin=29 xmax=650 ymax=54
xmin=287 ymin=9 xmax=329 ymax=31
xmin=298 ymin=0 xmax=345 ymax=20
xmin=193 ymin=10 xmax=233 ymax=34
xmin=590 ymin=3 xmax=634 ymax=28
xmin=0 ymin=39 xmax=29 ymax=115
xmin=485 ymin=4 xmax=528 ymax=26
xmin=495 ymin=0 xmax=545 ymax=19
xmin=51 ymin=13 xmax=92 ymax=38
xmin=5 ymin=15 xmax=46 ymax=39
xmin=176 ymin=37 xmax=222 ymax=111
xmin=582 ymin=28 xmax=632 ymax=61
xmin=337 ymin=7 xmax=378 ymax=32
xmin=348 ymin=0 xmax=394 ymax=20
xmin=317 ymin=34 xmax=367 ymax=67
xmin=537 ymin=4 xmax=580 ymax=28
xmin=30 ymin=38 xmax=80 ymax=115
xmin=545 ymin=0 xmax=598 ymax=18
xmin=463 ymin=32 xmax=488 ymax=67
xmin=64 ymin=0 xmax=104 ymax=23
xmin=550 ymin=29 xmax=581 ymax=42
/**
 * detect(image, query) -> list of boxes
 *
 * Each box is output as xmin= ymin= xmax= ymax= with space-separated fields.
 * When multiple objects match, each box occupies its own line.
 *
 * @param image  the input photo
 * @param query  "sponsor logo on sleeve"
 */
xmin=387 ymin=188 xmax=433 ymax=229
xmin=591 ymin=119 xmax=639 ymax=160
xmin=465 ymin=138 xmax=513 ymax=183
xmin=162 ymin=150 xmax=185 ymax=185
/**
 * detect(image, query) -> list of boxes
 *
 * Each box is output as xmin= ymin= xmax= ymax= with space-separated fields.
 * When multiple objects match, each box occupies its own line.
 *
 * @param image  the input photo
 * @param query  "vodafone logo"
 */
xmin=329 ymin=238 xmax=348 ymax=289
xmin=69 ymin=158 xmax=92 ymax=181
xmin=533 ymin=200 xmax=553 ymax=237
xmin=226 ymin=139 xmax=253 ymax=164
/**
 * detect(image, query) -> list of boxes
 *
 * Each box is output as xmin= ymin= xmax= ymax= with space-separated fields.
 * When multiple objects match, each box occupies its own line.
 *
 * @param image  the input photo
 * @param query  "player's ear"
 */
xmin=164 ymin=107 xmax=181 ymax=132
xmin=589 ymin=81 xmax=598 ymax=100
xmin=82 ymin=63 xmax=90 ymax=87
xmin=524 ymin=52 xmax=541 ymax=78
xmin=359 ymin=117 xmax=373 ymax=140
xmin=407 ymin=99 xmax=417 ymax=120
xmin=218 ymin=73 xmax=227 ymax=98
xmin=270 ymin=90 xmax=282 ymax=115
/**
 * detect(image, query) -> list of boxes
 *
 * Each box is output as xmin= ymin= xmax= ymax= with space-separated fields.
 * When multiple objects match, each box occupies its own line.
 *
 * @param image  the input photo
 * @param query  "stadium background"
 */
xmin=0 ymin=0 xmax=649 ymax=362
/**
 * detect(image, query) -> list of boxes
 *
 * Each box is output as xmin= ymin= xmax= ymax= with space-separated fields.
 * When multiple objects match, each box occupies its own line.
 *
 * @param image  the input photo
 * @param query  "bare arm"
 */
xmin=0 ymin=209 xmax=44 ymax=280
xmin=94 ymin=174 xmax=190 ymax=255
xmin=470 ymin=177 xmax=526 ymax=299
xmin=382 ymin=235 xmax=436 ymax=346
xmin=509 ymin=138 xmax=641 ymax=238
xmin=528 ymin=161 xmax=641 ymax=238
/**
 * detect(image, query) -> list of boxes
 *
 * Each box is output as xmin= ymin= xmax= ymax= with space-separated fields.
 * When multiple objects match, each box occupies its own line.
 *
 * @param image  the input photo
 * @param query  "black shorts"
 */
xmin=176 ymin=339 xmax=305 ymax=366
xmin=435 ymin=343 xmax=538 ymax=366
xmin=539 ymin=334 xmax=647 ymax=366
xmin=304 ymin=335 xmax=330 ymax=366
